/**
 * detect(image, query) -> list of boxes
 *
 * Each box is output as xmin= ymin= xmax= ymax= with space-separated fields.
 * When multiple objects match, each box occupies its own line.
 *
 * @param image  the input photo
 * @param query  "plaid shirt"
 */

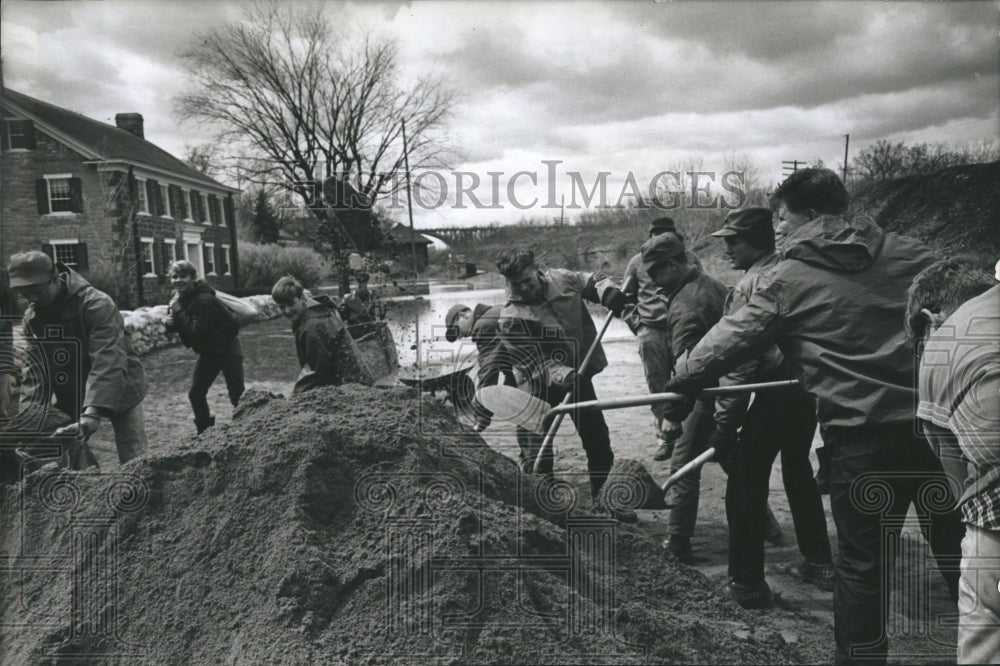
xmin=962 ymin=483 xmax=1000 ymax=530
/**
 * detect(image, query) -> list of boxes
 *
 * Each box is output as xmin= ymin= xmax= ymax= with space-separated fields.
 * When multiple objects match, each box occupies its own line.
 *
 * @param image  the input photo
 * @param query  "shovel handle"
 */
xmin=532 ymin=275 xmax=634 ymax=474
xmin=660 ymin=447 xmax=716 ymax=494
xmin=547 ymin=379 xmax=800 ymax=416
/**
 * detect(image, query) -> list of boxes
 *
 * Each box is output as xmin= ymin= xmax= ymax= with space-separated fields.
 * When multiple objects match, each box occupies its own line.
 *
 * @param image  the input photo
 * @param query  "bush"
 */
xmin=238 ymin=243 xmax=327 ymax=289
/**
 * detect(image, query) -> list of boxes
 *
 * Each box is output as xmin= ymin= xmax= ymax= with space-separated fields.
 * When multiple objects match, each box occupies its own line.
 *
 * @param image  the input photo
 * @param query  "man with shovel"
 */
xmin=707 ymin=208 xmax=834 ymax=609
xmin=8 ymin=251 xmax=148 ymax=468
xmin=659 ymin=169 xmax=964 ymax=665
xmin=494 ymin=248 xmax=628 ymax=508
xmin=444 ymin=303 xmax=514 ymax=431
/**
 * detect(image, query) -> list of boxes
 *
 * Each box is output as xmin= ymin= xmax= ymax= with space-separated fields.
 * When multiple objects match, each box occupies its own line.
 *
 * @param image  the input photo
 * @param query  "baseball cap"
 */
xmin=7 ymin=251 xmax=56 ymax=288
xmin=444 ymin=304 xmax=471 ymax=342
xmin=711 ymin=208 xmax=775 ymax=249
xmin=640 ymin=233 xmax=686 ymax=276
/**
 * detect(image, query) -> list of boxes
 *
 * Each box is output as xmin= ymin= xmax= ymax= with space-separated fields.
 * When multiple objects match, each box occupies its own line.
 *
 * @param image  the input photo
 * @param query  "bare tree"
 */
xmin=175 ymin=2 xmax=456 ymax=256
xmin=183 ymin=143 xmax=220 ymax=177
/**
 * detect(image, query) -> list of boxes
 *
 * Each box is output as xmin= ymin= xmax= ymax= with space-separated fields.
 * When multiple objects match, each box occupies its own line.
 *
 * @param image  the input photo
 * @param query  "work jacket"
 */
xmin=673 ymin=214 xmax=934 ymax=428
xmin=21 ymin=264 xmax=147 ymax=420
xmin=291 ymin=299 xmax=373 ymax=393
xmin=167 ymin=280 xmax=238 ymax=356
xmin=498 ymin=268 xmax=617 ymax=389
xmin=661 ymin=265 xmax=729 ymax=364
xmin=713 ymin=252 xmax=791 ymax=432
xmin=469 ymin=303 xmax=512 ymax=386
xmin=623 ymin=249 xmax=702 ymax=330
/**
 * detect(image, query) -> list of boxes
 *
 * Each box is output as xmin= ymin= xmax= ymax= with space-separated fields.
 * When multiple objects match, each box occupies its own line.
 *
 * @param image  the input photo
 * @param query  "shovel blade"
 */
xmin=475 ymin=385 xmax=549 ymax=434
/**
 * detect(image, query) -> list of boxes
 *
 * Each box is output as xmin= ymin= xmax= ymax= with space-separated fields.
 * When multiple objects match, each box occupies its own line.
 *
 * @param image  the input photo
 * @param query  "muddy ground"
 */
xmin=71 ymin=316 xmax=958 ymax=664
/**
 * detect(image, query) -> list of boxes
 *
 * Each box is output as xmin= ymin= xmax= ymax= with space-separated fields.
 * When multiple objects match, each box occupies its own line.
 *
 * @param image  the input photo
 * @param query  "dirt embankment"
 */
xmin=1 ymin=385 xmax=808 ymax=665
xmin=854 ymin=160 xmax=1000 ymax=261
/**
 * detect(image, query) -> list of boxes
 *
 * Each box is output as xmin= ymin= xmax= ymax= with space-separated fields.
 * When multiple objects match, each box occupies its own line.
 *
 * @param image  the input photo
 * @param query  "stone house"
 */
xmin=0 ymin=87 xmax=240 ymax=307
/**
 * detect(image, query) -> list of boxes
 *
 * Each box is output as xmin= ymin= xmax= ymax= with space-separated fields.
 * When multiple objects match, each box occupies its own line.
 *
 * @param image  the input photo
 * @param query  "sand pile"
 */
xmin=1 ymin=386 xmax=801 ymax=664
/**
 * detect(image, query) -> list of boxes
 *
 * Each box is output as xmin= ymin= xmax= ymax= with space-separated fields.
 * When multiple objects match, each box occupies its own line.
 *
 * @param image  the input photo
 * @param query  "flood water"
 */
xmin=379 ymin=279 xmax=638 ymax=371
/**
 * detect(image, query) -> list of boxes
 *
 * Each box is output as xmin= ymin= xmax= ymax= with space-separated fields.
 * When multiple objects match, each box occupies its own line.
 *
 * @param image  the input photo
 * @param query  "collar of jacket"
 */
xmin=780 ymin=212 xmax=885 ymax=272
xmin=26 ymin=264 xmax=88 ymax=324
xmin=662 ymin=265 xmax=701 ymax=301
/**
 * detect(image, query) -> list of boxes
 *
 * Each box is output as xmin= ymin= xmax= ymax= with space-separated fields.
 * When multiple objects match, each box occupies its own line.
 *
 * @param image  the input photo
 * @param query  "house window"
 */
xmin=203 ymin=243 xmax=216 ymax=275
xmin=138 ymin=237 xmax=155 ymax=277
xmin=186 ymin=190 xmax=197 ymax=221
xmin=51 ymin=240 xmax=79 ymax=269
xmin=208 ymin=196 xmax=219 ymax=224
xmin=136 ymin=178 xmax=149 ymax=215
xmin=46 ymin=175 xmax=74 ymax=213
xmin=220 ymin=244 xmax=231 ymax=275
xmin=6 ymin=119 xmax=34 ymax=150
xmin=201 ymin=193 xmax=211 ymax=225
xmin=160 ymin=184 xmax=171 ymax=217
xmin=165 ymin=240 xmax=177 ymax=267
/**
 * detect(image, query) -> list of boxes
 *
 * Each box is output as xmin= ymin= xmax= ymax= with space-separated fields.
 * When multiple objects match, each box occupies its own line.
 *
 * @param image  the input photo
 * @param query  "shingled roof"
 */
xmin=1 ymin=87 xmax=236 ymax=193
xmin=385 ymin=222 xmax=433 ymax=245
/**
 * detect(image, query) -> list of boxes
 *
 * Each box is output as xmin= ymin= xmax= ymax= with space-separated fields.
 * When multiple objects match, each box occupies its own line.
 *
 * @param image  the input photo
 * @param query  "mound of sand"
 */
xmin=1 ymin=386 xmax=801 ymax=664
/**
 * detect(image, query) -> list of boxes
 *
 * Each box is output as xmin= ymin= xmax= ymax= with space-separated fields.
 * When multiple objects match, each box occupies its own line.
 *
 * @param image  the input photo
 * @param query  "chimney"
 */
xmin=115 ymin=113 xmax=144 ymax=139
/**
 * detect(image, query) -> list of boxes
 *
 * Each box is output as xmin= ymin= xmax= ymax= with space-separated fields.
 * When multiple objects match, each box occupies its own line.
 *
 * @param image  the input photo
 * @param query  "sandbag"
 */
xmin=214 ymin=290 xmax=260 ymax=326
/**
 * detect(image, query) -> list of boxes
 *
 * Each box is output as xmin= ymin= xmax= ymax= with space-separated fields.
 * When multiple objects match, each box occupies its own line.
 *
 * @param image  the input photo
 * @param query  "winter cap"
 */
xmin=711 ymin=208 xmax=775 ymax=250
xmin=641 ymin=233 xmax=687 ymax=276
xmin=7 ymin=251 xmax=56 ymax=288
xmin=444 ymin=304 xmax=471 ymax=342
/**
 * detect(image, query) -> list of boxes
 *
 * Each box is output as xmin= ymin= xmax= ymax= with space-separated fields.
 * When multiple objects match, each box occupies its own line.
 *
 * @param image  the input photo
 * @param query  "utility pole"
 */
xmin=843 ymin=134 xmax=850 ymax=184
xmin=781 ymin=160 xmax=805 ymax=176
xmin=401 ymin=119 xmax=418 ymax=280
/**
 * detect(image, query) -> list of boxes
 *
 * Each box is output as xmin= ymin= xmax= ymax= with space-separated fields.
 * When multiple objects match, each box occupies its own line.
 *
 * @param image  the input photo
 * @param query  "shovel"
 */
xmin=531 ymin=275 xmax=635 ymax=473
xmin=477 ymin=380 xmax=800 ymax=435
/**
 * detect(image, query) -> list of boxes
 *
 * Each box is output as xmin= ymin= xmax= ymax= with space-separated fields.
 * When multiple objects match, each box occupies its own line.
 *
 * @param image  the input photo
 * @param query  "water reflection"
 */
xmin=380 ymin=280 xmax=635 ymax=370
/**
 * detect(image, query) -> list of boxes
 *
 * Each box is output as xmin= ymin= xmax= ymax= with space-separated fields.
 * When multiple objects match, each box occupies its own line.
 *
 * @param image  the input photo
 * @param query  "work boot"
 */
xmin=786 ymin=559 xmax=836 ymax=592
xmin=729 ymin=579 xmax=773 ymax=610
xmin=652 ymin=437 xmax=674 ymax=462
xmin=815 ymin=447 xmax=831 ymax=495
xmin=763 ymin=507 xmax=784 ymax=546
xmin=195 ymin=416 xmax=216 ymax=435
xmin=662 ymin=535 xmax=694 ymax=565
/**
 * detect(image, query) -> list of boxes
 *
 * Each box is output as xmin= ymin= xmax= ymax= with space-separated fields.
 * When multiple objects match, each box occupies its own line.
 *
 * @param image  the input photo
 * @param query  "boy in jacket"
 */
xmin=165 ymin=260 xmax=244 ymax=434
xmin=271 ymin=277 xmax=373 ymax=393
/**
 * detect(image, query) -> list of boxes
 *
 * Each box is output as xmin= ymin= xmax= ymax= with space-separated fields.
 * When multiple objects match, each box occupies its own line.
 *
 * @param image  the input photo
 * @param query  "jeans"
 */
xmin=636 ymin=325 xmax=672 ymax=439
xmin=727 ymin=387 xmax=832 ymax=584
xmin=189 ymin=338 xmax=245 ymax=428
xmin=109 ymin=400 xmax=147 ymax=463
xmin=516 ymin=375 xmax=614 ymax=496
xmin=826 ymin=423 xmax=965 ymax=665
xmin=958 ymin=524 xmax=1000 ymax=664
xmin=665 ymin=396 xmax=716 ymax=537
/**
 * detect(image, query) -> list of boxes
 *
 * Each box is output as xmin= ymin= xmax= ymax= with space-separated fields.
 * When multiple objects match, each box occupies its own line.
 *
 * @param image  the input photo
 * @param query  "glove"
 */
xmin=660 ymin=377 xmax=699 ymax=423
xmin=601 ymin=288 xmax=628 ymax=317
xmin=706 ymin=427 xmax=739 ymax=463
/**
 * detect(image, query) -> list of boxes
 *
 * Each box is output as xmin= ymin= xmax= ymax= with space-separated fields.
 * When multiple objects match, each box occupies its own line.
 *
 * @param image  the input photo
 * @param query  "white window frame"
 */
xmin=220 ymin=244 xmax=232 ymax=275
xmin=49 ymin=238 xmax=80 ymax=269
xmin=136 ymin=178 xmax=149 ymax=215
xmin=184 ymin=189 xmax=195 ymax=222
xmin=6 ymin=119 xmax=33 ymax=151
xmin=201 ymin=193 xmax=211 ymax=225
xmin=139 ymin=237 xmax=156 ymax=277
xmin=160 ymin=183 xmax=171 ymax=218
xmin=165 ymin=239 xmax=177 ymax=267
xmin=203 ymin=242 xmax=216 ymax=276
xmin=43 ymin=173 xmax=74 ymax=216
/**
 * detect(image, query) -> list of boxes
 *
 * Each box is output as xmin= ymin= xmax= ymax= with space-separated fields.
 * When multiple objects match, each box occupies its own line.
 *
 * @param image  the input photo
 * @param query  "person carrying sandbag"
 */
xmin=165 ymin=260 xmax=244 ymax=434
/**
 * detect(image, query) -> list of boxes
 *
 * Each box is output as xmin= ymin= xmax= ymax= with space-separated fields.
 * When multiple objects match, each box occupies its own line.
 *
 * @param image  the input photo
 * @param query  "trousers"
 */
xmin=826 ymin=423 xmax=964 ymax=665
xmin=958 ymin=524 xmax=1000 ymax=664
xmin=664 ymin=396 xmax=717 ymax=537
xmin=727 ymin=387 xmax=832 ymax=584
xmin=636 ymin=325 xmax=672 ymax=438
xmin=516 ymin=375 xmax=614 ymax=496
xmin=189 ymin=338 xmax=245 ymax=428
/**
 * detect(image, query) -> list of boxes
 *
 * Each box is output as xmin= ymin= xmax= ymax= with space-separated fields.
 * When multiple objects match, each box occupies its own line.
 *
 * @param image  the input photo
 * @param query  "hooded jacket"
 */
xmin=498 ymin=268 xmax=618 ymax=388
xmin=21 ymin=264 xmax=148 ymax=419
xmin=673 ymin=214 xmax=934 ymax=428
xmin=291 ymin=299 xmax=374 ymax=393
xmin=168 ymin=279 xmax=238 ymax=356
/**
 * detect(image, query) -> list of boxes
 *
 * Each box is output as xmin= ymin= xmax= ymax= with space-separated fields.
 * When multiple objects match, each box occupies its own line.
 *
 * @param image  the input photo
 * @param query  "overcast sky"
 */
xmin=2 ymin=0 xmax=997 ymax=227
